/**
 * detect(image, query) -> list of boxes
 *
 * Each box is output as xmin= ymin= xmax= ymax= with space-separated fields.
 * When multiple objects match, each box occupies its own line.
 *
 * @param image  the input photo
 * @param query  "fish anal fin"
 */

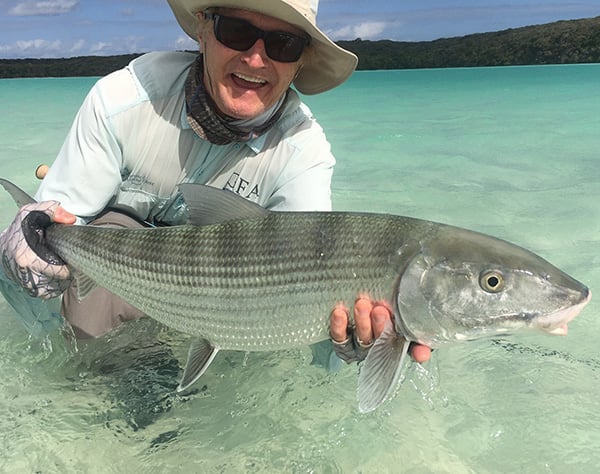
xmin=357 ymin=320 xmax=410 ymax=413
xmin=177 ymin=338 xmax=219 ymax=392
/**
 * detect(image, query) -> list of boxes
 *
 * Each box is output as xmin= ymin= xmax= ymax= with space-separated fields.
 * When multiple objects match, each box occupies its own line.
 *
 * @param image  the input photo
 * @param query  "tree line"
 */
xmin=1 ymin=16 xmax=599 ymax=78
xmin=340 ymin=16 xmax=600 ymax=69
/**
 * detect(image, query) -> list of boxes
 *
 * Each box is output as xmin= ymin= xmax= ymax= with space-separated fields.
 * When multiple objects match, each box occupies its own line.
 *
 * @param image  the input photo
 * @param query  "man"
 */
xmin=0 ymin=0 xmax=430 ymax=365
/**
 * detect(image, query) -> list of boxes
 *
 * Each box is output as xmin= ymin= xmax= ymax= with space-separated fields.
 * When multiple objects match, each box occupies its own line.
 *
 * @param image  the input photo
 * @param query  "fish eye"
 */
xmin=479 ymin=270 xmax=505 ymax=293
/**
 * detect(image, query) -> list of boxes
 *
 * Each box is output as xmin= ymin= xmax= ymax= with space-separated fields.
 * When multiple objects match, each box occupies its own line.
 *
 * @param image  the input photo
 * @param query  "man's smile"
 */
xmin=231 ymin=72 xmax=267 ymax=89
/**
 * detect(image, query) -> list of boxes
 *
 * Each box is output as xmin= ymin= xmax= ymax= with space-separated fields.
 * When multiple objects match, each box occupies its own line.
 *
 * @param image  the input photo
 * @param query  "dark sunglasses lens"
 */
xmin=265 ymin=32 xmax=306 ymax=62
xmin=216 ymin=16 xmax=259 ymax=51
xmin=214 ymin=15 xmax=307 ymax=63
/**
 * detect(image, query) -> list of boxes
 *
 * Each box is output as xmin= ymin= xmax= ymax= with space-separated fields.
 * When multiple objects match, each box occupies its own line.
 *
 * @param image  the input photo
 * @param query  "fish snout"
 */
xmin=535 ymin=287 xmax=591 ymax=336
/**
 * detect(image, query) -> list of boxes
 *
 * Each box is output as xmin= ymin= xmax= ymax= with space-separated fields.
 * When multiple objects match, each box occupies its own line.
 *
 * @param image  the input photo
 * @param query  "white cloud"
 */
xmin=0 ymin=35 xmax=157 ymax=59
xmin=10 ymin=0 xmax=79 ymax=16
xmin=0 ymin=38 xmax=63 ymax=57
xmin=327 ymin=21 xmax=388 ymax=40
xmin=89 ymin=41 xmax=112 ymax=54
xmin=69 ymin=38 xmax=85 ymax=53
xmin=175 ymin=34 xmax=198 ymax=51
xmin=353 ymin=21 xmax=387 ymax=39
xmin=86 ymin=36 xmax=146 ymax=55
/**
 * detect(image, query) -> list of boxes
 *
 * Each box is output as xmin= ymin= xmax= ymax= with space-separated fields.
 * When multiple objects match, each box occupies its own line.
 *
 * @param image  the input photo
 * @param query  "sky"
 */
xmin=0 ymin=0 xmax=599 ymax=59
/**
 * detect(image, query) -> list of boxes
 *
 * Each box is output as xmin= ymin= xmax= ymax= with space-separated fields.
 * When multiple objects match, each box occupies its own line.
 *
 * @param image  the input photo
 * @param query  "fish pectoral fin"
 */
xmin=71 ymin=270 xmax=99 ymax=301
xmin=357 ymin=320 xmax=410 ymax=414
xmin=177 ymin=338 xmax=219 ymax=392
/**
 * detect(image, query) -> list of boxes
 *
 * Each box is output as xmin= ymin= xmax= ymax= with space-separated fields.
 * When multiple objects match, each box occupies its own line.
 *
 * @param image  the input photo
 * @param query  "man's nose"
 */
xmin=242 ymin=39 xmax=268 ymax=67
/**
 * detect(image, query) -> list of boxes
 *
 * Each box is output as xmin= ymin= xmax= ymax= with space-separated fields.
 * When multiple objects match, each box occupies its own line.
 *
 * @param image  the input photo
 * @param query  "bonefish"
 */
xmin=0 ymin=179 xmax=590 ymax=412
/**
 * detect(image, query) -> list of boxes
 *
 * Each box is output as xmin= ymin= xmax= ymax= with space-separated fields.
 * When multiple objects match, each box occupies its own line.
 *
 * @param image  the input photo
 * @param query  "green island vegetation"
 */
xmin=339 ymin=16 xmax=600 ymax=69
xmin=1 ymin=16 xmax=599 ymax=78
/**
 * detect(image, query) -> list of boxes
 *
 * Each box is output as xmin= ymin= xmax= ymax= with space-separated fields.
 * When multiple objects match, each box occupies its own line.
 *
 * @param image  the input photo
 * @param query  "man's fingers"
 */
xmin=370 ymin=304 xmax=390 ymax=338
xmin=410 ymin=344 xmax=432 ymax=363
xmin=330 ymin=306 xmax=350 ymax=342
xmin=53 ymin=206 xmax=77 ymax=225
xmin=353 ymin=298 xmax=373 ymax=345
xmin=330 ymin=298 xmax=432 ymax=365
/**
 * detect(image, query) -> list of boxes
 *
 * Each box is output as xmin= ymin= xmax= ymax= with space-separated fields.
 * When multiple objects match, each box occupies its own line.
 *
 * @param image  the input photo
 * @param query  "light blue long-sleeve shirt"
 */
xmin=1 ymin=51 xmax=338 ymax=342
xmin=36 ymin=51 xmax=336 ymax=223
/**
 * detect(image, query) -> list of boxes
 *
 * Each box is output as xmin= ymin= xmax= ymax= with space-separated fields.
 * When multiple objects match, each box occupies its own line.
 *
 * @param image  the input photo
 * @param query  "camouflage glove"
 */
xmin=0 ymin=201 xmax=72 ymax=299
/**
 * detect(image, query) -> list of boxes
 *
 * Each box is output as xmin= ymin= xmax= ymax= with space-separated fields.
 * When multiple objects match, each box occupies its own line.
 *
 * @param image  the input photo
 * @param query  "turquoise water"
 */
xmin=0 ymin=65 xmax=599 ymax=473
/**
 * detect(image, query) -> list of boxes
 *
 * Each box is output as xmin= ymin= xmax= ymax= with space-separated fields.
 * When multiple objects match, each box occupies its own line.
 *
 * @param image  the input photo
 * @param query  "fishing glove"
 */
xmin=0 ymin=201 xmax=72 ymax=299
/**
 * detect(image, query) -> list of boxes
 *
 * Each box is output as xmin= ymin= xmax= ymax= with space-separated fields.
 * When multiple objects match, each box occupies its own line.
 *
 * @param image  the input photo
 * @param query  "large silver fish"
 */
xmin=0 ymin=179 xmax=591 ymax=412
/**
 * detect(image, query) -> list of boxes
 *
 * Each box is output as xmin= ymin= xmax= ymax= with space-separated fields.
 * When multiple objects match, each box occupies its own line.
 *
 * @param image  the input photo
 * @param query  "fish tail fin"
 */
xmin=0 ymin=178 xmax=36 ymax=207
xmin=357 ymin=320 xmax=410 ymax=413
xmin=177 ymin=338 xmax=219 ymax=392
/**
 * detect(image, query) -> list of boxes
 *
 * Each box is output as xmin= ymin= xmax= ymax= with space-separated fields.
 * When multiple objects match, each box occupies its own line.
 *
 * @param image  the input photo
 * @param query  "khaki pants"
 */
xmin=61 ymin=211 xmax=146 ymax=339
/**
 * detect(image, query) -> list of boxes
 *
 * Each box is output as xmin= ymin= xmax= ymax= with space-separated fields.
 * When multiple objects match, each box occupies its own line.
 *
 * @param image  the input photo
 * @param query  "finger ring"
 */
xmin=331 ymin=336 xmax=351 ymax=347
xmin=356 ymin=337 xmax=373 ymax=349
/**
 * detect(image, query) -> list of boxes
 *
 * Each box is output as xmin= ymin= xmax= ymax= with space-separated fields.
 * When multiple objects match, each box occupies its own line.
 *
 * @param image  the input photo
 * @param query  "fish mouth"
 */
xmin=535 ymin=289 xmax=592 ymax=336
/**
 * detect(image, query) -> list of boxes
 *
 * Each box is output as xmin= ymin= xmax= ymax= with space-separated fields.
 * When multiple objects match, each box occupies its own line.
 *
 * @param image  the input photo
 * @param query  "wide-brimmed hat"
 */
xmin=167 ymin=0 xmax=358 ymax=94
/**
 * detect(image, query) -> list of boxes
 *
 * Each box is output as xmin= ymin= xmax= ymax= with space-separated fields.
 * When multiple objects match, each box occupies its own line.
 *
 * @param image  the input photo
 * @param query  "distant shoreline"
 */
xmin=1 ymin=16 xmax=599 ymax=79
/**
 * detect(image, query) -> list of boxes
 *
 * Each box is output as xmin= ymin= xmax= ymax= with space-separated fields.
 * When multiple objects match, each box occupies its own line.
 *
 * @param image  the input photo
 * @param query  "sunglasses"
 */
xmin=205 ymin=12 xmax=310 ymax=63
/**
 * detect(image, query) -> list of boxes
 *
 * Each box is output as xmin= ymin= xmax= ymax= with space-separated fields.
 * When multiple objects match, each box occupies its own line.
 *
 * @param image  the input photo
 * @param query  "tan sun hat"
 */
xmin=166 ymin=0 xmax=358 ymax=94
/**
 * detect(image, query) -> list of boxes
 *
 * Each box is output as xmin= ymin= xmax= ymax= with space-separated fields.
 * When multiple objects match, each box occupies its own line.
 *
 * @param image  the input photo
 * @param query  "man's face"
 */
xmin=198 ymin=8 xmax=306 ymax=120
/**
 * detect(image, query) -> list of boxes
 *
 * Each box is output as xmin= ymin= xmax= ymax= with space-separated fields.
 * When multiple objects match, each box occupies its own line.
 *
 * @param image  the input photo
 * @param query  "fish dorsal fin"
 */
xmin=179 ymin=183 xmax=269 ymax=226
xmin=357 ymin=320 xmax=410 ymax=413
xmin=0 ymin=178 xmax=36 ymax=207
xmin=177 ymin=337 xmax=220 ymax=392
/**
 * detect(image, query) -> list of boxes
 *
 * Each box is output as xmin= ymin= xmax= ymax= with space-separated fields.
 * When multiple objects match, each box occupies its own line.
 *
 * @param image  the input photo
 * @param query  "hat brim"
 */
xmin=167 ymin=0 xmax=357 ymax=94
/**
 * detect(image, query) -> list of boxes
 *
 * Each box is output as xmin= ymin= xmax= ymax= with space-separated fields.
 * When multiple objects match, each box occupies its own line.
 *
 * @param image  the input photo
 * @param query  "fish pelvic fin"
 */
xmin=0 ymin=178 xmax=36 ymax=207
xmin=71 ymin=269 xmax=99 ymax=301
xmin=177 ymin=337 xmax=219 ymax=392
xmin=357 ymin=320 xmax=410 ymax=413
xmin=179 ymin=183 xmax=268 ymax=226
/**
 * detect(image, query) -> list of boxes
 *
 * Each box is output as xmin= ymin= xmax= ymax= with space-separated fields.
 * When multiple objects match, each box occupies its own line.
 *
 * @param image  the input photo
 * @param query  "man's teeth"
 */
xmin=234 ymin=73 xmax=266 ymax=84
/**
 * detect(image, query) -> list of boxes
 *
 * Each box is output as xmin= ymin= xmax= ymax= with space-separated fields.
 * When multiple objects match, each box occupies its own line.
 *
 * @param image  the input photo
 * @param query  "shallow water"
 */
xmin=0 ymin=65 xmax=599 ymax=473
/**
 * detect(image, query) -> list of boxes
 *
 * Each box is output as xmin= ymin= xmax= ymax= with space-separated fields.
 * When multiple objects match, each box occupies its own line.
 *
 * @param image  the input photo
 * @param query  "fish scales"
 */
xmin=46 ymin=212 xmax=430 ymax=350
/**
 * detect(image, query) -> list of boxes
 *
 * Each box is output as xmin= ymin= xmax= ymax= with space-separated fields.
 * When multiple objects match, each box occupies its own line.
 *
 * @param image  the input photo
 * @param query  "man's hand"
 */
xmin=0 ymin=201 xmax=76 ymax=299
xmin=330 ymin=297 xmax=431 ymax=363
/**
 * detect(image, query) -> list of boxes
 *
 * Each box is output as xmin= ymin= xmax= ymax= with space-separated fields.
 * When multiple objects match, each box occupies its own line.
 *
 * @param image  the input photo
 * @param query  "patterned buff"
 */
xmin=185 ymin=55 xmax=290 ymax=145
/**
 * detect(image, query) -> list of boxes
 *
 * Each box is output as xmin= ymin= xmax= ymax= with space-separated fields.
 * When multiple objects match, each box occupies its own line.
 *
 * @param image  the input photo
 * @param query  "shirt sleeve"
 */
xmin=266 ymin=157 xmax=334 ymax=212
xmin=263 ymin=109 xmax=335 ymax=212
